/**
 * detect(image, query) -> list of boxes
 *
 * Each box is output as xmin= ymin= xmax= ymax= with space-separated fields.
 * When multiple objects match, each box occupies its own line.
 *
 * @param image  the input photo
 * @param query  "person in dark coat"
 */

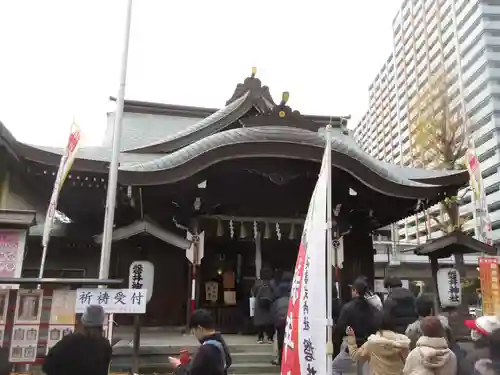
xmin=43 ymin=305 xmax=112 ymax=375
xmin=332 ymin=276 xmax=381 ymax=375
xmin=251 ymin=268 xmax=275 ymax=343
xmin=271 ymin=270 xmax=292 ymax=366
xmin=383 ymin=276 xmax=417 ymax=334
xmin=170 ymin=309 xmax=232 ymax=375
xmin=459 ymin=316 xmax=500 ymax=375
xmin=474 ymin=328 xmax=500 ymax=375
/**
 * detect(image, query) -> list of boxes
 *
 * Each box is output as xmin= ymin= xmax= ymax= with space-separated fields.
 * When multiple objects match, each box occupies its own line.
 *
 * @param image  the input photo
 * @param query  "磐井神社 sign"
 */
xmin=74 ymin=289 xmax=147 ymax=314
xmin=129 ymin=261 xmax=154 ymax=303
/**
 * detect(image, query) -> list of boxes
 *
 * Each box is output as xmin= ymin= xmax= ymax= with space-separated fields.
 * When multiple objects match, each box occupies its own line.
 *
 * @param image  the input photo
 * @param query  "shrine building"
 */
xmin=0 ymin=72 xmax=472 ymax=331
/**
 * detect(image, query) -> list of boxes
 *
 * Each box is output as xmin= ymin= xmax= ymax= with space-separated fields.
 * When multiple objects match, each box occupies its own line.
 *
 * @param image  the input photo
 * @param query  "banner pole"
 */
xmin=98 ymin=0 xmax=133 ymax=281
xmin=325 ymin=123 xmax=334 ymax=374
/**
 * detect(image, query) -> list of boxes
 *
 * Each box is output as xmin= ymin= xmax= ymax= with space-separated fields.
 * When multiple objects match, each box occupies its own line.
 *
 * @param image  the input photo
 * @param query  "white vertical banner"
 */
xmin=465 ymin=148 xmax=492 ymax=245
xmin=42 ymin=121 xmax=81 ymax=248
xmin=281 ymin=148 xmax=328 ymax=375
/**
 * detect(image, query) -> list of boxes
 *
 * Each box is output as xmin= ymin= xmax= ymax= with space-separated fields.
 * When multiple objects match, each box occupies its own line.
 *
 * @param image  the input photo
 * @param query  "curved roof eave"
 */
xmin=398 ymin=166 xmax=466 ymax=186
xmin=123 ymin=91 xmax=253 ymax=154
xmin=119 ymin=126 xmax=467 ymax=198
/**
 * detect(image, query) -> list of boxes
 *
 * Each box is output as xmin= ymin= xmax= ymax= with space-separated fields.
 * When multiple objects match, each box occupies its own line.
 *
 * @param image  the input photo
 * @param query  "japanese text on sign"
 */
xmin=75 ymin=289 xmax=147 ymax=314
xmin=131 ymin=264 xmax=144 ymax=289
xmin=301 ymin=255 xmax=316 ymax=375
xmin=447 ymin=269 xmax=460 ymax=304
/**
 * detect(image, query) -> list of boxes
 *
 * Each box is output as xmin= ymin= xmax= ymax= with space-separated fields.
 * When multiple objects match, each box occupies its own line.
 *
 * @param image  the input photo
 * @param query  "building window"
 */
xmin=462 ymin=48 xmax=485 ymax=75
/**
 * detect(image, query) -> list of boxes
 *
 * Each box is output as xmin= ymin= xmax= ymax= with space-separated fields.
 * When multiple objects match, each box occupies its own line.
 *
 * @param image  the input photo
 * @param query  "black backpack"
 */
xmin=256 ymin=284 xmax=273 ymax=310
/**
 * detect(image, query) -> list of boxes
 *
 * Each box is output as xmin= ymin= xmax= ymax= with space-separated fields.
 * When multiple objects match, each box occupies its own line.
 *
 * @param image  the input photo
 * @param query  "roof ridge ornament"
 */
xmin=225 ymin=67 xmax=275 ymax=108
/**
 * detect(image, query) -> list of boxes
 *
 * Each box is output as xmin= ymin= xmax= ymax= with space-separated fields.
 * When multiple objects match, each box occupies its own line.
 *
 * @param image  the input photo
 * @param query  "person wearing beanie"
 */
xmin=43 ymin=304 xmax=112 ymax=375
xmin=459 ymin=316 xmax=500 ymax=375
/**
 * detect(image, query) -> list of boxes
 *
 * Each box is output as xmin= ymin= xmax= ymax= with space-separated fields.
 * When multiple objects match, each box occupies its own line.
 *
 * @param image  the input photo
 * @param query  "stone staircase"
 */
xmin=110 ymin=339 xmax=280 ymax=374
xmin=229 ymin=342 xmax=279 ymax=374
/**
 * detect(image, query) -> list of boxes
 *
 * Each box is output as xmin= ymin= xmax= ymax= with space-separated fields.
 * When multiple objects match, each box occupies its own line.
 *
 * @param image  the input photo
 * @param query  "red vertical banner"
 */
xmin=281 ymin=245 xmax=306 ymax=375
xmin=479 ymin=257 xmax=499 ymax=315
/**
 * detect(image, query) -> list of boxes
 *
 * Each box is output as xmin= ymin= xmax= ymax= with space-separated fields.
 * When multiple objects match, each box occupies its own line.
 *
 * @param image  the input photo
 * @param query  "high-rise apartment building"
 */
xmin=354 ymin=0 xmax=500 ymax=246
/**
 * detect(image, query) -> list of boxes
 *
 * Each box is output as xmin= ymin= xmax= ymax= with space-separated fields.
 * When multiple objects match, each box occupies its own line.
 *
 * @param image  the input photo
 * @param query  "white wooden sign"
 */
xmin=437 ymin=268 xmax=461 ymax=307
xmin=75 ymin=288 xmax=147 ymax=314
xmin=129 ymin=261 xmax=154 ymax=302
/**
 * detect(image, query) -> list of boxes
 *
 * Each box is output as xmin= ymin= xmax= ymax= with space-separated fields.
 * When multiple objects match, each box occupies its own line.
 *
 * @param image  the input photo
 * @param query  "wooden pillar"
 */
xmin=341 ymin=226 xmax=375 ymax=302
xmin=430 ymin=255 xmax=441 ymax=311
xmin=255 ymin=232 xmax=262 ymax=278
xmin=452 ymin=252 xmax=471 ymax=338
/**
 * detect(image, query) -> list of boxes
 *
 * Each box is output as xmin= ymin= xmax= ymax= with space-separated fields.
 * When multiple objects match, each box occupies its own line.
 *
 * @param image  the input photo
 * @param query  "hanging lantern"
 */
xmin=288 ymin=223 xmax=296 ymax=240
xmin=276 ymin=222 xmax=282 ymax=240
xmin=264 ymin=222 xmax=271 ymax=239
xmin=229 ymin=220 xmax=234 ymax=238
xmin=216 ymin=219 xmax=224 ymax=237
xmin=240 ymin=222 xmax=248 ymax=239
xmin=253 ymin=221 xmax=259 ymax=239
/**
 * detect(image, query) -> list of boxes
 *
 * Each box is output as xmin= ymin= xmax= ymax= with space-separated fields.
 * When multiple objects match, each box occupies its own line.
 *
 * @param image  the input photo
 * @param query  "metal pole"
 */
xmin=325 ymin=124 xmax=334 ymax=375
xmin=132 ymin=314 xmax=141 ymax=374
xmin=98 ymin=0 xmax=133 ymax=280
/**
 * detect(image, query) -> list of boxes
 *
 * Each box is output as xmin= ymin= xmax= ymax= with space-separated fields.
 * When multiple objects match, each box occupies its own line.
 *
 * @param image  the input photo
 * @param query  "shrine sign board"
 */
xmin=75 ymin=289 xmax=147 ymax=314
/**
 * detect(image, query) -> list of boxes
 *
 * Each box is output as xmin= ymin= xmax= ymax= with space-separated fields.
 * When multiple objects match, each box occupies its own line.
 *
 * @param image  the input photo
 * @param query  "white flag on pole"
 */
xmin=281 ymin=148 xmax=328 ymax=375
xmin=42 ymin=121 xmax=81 ymax=247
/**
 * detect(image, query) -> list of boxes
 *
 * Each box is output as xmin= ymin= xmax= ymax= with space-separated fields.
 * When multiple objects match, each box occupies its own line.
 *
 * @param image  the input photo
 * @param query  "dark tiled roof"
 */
xmin=0 ymin=74 xmax=468 ymax=197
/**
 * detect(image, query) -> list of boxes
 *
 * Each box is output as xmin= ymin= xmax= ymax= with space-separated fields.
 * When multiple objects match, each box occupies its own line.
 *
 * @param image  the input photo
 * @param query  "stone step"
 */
xmin=110 ymin=360 xmax=280 ymax=374
xmin=229 ymin=363 xmax=280 ymax=374
xmin=231 ymin=352 xmax=276 ymax=364
xmin=113 ymin=342 xmax=276 ymax=356
xmin=111 ymin=354 xmax=280 ymax=373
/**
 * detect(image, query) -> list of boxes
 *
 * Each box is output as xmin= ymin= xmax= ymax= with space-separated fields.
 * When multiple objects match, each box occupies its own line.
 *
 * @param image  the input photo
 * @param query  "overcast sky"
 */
xmin=0 ymin=0 xmax=401 ymax=147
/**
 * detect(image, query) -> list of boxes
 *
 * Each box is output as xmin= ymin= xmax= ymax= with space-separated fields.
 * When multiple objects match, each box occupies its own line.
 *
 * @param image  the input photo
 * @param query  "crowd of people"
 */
xmin=330 ymin=275 xmax=500 ymax=375
xmin=27 ymin=270 xmax=500 ymax=375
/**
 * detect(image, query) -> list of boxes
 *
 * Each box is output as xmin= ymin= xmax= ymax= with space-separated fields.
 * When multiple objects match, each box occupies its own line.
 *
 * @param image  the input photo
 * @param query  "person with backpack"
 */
xmin=169 ymin=309 xmax=232 ymax=375
xmin=270 ymin=270 xmax=293 ymax=366
xmin=333 ymin=276 xmax=382 ymax=375
xmin=252 ymin=268 xmax=275 ymax=343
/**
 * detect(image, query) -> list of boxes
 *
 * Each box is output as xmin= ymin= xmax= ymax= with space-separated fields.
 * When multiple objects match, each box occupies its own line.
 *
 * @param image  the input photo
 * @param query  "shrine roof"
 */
xmin=405 ymin=231 xmax=497 ymax=258
xmin=0 ymin=71 xmax=469 ymax=200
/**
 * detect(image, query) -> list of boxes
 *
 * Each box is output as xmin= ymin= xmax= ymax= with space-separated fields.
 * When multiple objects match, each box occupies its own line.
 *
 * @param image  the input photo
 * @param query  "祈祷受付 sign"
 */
xmin=75 ymin=288 xmax=147 ymax=314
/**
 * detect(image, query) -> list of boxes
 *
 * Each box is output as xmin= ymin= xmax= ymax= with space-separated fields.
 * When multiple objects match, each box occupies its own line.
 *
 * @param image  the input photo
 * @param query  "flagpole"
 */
xmin=98 ymin=0 xmax=133 ymax=281
xmin=325 ymin=123 xmax=334 ymax=374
